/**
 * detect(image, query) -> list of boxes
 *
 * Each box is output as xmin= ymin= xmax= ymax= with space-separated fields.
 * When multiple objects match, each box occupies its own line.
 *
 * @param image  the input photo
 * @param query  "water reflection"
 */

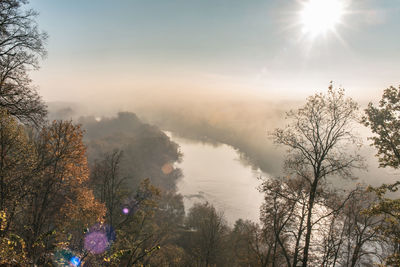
xmin=167 ymin=132 xmax=265 ymax=224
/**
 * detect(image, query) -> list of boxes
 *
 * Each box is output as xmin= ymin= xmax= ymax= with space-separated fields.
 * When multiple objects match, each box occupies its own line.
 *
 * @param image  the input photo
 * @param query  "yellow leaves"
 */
xmin=0 ymin=113 xmax=111 ymax=264
xmin=0 ymin=118 xmax=106 ymax=263
xmin=56 ymin=185 xmax=106 ymax=251
xmin=41 ymin=122 xmax=90 ymax=188
xmin=103 ymin=248 xmax=130 ymax=264
xmin=0 ymin=210 xmax=6 ymax=231
xmin=0 ymin=227 xmax=28 ymax=265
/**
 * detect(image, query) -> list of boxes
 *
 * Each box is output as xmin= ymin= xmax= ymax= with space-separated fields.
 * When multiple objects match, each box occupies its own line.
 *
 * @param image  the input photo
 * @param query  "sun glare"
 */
xmin=300 ymin=0 xmax=346 ymax=38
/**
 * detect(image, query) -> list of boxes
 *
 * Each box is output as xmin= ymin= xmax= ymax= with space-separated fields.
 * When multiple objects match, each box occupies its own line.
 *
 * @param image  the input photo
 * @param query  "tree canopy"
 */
xmin=363 ymin=85 xmax=400 ymax=266
xmin=0 ymin=0 xmax=47 ymax=125
xmin=270 ymin=84 xmax=363 ymax=267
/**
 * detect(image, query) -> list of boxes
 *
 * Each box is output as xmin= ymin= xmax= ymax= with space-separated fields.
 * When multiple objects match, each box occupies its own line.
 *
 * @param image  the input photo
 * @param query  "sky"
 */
xmin=29 ymin=0 xmax=400 ymax=105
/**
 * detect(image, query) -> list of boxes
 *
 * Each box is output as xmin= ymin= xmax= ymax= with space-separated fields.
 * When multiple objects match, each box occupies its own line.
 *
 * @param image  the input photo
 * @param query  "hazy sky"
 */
xmin=29 ymin=0 xmax=400 ymax=104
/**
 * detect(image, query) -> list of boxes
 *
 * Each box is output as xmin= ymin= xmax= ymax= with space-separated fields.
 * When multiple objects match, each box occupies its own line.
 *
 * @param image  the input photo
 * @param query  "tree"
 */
xmin=270 ymin=84 xmax=363 ymax=267
xmin=0 ymin=108 xmax=34 ymax=228
xmin=104 ymin=178 xmax=162 ymax=266
xmin=0 ymin=210 xmax=29 ymax=265
xmin=334 ymin=187 xmax=383 ymax=267
xmin=0 ymin=116 xmax=106 ymax=265
xmin=363 ymin=85 xmax=400 ymax=266
xmin=148 ymin=192 xmax=186 ymax=266
xmin=363 ymin=85 xmax=400 ymax=168
xmin=260 ymin=177 xmax=309 ymax=267
xmin=230 ymin=219 xmax=272 ymax=267
xmin=82 ymin=112 xmax=183 ymax=191
xmin=91 ymin=150 xmax=127 ymax=229
xmin=21 ymin=121 xmax=105 ymax=265
xmin=90 ymin=151 xmax=164 ymax=266
xmin=0 ymin=109 xmax=31 ymax=265
xmin=181 ymin=202 xmax=229 ymax=267
xmin=0 ymin=0 xmax=47 ymax=125
xmin=85 ymin=114 xmax=188 ymax=266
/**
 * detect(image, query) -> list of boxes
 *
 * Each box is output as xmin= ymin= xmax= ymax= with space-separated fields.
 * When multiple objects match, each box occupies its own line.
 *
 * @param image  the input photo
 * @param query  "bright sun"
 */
xmin=300 ymin=0 xmax=346 ymax=38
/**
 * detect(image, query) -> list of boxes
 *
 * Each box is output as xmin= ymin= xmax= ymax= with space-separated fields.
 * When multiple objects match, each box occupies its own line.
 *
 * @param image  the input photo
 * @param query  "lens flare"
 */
xmin=122 ymin=207 xmax=129 ymax=214
xmin=70 ymin=256 xmax=81 ymax=266
xmin=121 ymin=196 xmax=139 ymax=215
xmin=84 ymin=231 xmax=109 ymax=254
xmin=84 ymin=224 xmax=115 ymax=254
xmin=52 ymin=249 xmax=81 ymax=266
xmin=161 ymin=163 xmax=173 ymax=174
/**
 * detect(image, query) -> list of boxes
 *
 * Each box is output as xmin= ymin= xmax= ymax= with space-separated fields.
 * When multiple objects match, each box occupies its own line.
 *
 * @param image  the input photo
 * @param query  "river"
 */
xmin=167 ymin=133 xmax=265 ymax=225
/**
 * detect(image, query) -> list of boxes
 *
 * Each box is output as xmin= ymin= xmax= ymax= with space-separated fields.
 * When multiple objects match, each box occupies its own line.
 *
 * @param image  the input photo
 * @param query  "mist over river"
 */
xmin=166 ymin=132 xmax=265 ymax=224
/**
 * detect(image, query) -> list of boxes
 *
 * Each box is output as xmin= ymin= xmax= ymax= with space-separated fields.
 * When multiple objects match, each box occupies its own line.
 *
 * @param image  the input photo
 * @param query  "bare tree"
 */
xmin=317 ymin=187 xmax=383 ymax=267
xmin=270 ymin=84 xmax=363 ymax=267
xmin=91 ymin=150 xmax=127 ymax=228
xmin=260 ymin=176 xmax=309 ymax=267
xmin=0 ymin=0 xmax=47 ymax=125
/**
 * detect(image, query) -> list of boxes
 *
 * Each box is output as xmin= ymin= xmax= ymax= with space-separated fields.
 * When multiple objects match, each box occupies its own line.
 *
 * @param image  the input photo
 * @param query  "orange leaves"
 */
xmin=36 ymin=120 xmax=105 ymax=231
xmin=58 ymin=187 xmax=106 ymax=239
xmin=0 ymin=119 xmax=107 ymax=262
xmin=35 ymin=121 xmax=90 ymax=187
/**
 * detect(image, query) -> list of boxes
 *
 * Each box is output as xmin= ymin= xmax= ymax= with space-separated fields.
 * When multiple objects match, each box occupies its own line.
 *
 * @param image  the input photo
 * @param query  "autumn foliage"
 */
xmin=0 ymin=111 xmax=105 ymax=265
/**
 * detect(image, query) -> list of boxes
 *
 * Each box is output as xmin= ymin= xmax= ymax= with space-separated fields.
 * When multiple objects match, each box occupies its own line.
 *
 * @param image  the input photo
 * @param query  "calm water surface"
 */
xmin=167 ymin=133 xmax=265 ymax=224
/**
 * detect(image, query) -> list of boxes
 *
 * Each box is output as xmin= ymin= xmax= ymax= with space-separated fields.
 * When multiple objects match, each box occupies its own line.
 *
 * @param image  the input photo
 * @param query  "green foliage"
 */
xmin=363 ymin=85 xmax=400 ymax=168
xmin=363 ymin=85 xmax=400 ymax=266
xmin=365 ymin=182 xmax=400 ymax=266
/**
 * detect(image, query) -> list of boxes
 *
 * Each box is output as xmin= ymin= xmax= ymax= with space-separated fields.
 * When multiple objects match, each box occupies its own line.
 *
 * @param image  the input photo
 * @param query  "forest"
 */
xmin=1 ymin=0 xmax=400 ymax=266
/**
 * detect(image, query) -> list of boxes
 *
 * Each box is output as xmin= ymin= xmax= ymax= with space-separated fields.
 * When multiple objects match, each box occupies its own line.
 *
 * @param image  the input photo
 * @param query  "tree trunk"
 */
xmin=302 ymin=180 xmax=318 ymax=267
